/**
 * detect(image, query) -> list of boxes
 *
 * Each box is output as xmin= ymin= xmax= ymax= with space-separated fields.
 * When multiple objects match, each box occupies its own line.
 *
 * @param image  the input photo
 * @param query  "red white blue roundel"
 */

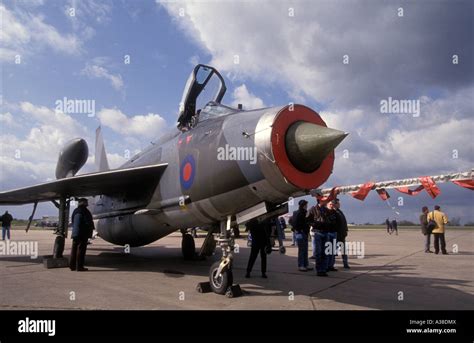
xmin=180 ymin=155 xmax=196 ymax=190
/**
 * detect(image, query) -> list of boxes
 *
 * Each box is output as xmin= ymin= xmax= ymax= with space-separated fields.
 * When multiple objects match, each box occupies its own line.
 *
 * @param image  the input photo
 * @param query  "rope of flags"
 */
xmin=312 ymin=169 xmax=474 ymax=202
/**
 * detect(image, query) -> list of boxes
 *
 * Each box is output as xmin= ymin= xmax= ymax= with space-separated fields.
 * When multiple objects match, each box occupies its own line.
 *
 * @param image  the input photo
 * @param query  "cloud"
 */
xmin=0 ymin=4 xmax=83 ymax=62
xmin=160 ymin=1 xmax=474 ymax=224
xmin=160 ymin=1 xmax=473 ymax=110
xmin=97 ymin=108 xmax=167 ymax=139
xmin=0 ymin=112 xmax=17 ymax=127
xmin=65 ymin=0 xmax=113 ymax=25
xmin=231 ymin=84 xmax=264 ymax=110
xmin=0 ymin=102 xmax=90 ymax=190
xmin=81 ymin=63 xmax=124 ymax=92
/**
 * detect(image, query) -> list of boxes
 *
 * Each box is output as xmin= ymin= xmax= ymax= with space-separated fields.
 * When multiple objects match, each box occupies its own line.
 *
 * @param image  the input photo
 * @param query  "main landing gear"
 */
xmin=181 ymin=230 xmax=196 ymax=260
xmin=44 ymin=196 xmax=70 ymax=268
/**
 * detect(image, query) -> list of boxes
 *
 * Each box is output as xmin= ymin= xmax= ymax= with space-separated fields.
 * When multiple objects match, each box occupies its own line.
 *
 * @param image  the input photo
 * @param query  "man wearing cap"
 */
xmin=69 ymin=198 xmax=95 ymax=271
xmin=293 ymin=199 xmax=312 ymax=271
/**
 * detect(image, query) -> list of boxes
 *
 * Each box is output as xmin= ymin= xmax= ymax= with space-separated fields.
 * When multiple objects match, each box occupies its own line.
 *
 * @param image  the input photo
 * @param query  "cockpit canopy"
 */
xmin=177 ymin=64 xmax=227 ymax=130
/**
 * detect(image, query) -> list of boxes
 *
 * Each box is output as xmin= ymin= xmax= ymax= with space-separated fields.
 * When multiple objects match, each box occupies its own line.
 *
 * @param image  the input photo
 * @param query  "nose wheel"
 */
xmin=209 ymin=260 xmax=233 ymax=294
xmin=204 ymin=215 xmax=241 ymax=297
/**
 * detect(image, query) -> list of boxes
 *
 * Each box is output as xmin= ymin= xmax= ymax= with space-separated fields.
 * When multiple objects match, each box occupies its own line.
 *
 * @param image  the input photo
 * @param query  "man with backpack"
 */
xmin=427 ymin=205 xmax=449 ymax=255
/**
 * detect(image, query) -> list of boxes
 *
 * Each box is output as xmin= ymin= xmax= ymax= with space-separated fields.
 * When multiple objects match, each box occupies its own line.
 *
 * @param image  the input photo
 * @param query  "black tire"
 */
xmin=53 ymin=236 xmax=65 ymax=258
xmin=181 ymin=233 xmax=195 ymax=260
xmin=209 ymin=261 xmax=233 ymax=295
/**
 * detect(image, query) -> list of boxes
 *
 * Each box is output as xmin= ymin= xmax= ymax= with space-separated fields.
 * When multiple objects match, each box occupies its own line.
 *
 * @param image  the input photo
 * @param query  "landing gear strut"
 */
xmin=208 ymin=215 xmax=237 ymax=295
xmin=52 ymin=196 xmax=70 ymax=258
xmin=44 ymin=195 xmax=70 ymax=268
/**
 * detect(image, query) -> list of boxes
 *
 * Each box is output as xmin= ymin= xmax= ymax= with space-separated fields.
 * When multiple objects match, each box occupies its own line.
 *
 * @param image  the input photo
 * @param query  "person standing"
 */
xmin=245 ymin=218 xmax=270 ymax=278
xmin=278 ymin=216 xmax=287 ymax=240
xmin=391 ymin=219 xmax=398 ymax=236
xmin=325 ymin=201 xmax=339 ymax=272
xmin=309 ymin=200 xmax=326 ymax=259
xmin=308 ymin=200 xmax=331 ymax=276
xmin=289 ymin=215 xmax=296 ymax=246
xmin=1 ymin=211 xmax=13 ymax=240
xmin=420 ymin=206 xmax=433 ymax=253
xmin=427 ymin=205 xmax=449 ymax=255
xmin=334 ymin=199 xmax=350 ymax=269
xmin=273 ymin=217 xmax=286 ymax=252
xmin=385 ymin=218 xmax=392 ymax=234
xmin=293 ymin=199 xmax=312 ymax=272
xmin=69 ymin=198 xmax=95 ymax=271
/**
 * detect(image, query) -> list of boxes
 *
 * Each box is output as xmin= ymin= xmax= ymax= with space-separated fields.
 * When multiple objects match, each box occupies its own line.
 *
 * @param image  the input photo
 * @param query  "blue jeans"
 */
xmin=424 ymin=233 xmax=431 ymax=252
xmin=327 ymin=232 xmax=337 ymax=269
xmin=2 ymin=226 xmax=10 ymax=240
xmin=338 ymin=237 xmax=349 ymax=266
xmin=296 ymin=233 xmax=309 ymax=268
xmin=314 ymin=230 xmax=329 ymax=273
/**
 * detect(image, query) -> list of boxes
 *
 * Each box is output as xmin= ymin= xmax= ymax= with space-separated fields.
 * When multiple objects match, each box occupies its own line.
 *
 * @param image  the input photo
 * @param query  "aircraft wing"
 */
xmin=0 ymin=163 xmax=168 ymax=205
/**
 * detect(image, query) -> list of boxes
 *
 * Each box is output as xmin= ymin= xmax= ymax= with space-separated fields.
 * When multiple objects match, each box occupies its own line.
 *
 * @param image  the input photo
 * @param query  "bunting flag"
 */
xmin=316 ymin=169 xmax=473 ymax=202
xmin=452 ymin=179 xmax=474 ymax=190
xmin=350 ymin=182 xmax=374 ymax=201
xmin=376 ymin=188 xmax=390 ymax=200
xmin=315 ymin=186 xmax=339 ymax=203
xmin=395 ymin=185 xmax=424 ymax=196
xmin=419 ymin=176 xmax=441 ymax=198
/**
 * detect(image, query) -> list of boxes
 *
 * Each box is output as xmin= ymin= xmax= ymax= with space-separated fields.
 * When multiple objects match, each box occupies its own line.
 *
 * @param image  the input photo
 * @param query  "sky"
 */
xmin=0 ymin=0 xmax=473 ymax=224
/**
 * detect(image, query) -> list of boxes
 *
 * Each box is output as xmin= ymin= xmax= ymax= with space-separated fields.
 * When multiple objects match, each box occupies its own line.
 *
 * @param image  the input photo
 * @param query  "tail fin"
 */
xmin=95 ymin=126 xmax=110 ymax=172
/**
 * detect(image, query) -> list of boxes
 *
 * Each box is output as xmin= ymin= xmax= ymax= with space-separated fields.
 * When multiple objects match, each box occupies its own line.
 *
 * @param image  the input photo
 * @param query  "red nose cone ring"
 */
xmin=271 ymin=104 xmax=336 ymax=190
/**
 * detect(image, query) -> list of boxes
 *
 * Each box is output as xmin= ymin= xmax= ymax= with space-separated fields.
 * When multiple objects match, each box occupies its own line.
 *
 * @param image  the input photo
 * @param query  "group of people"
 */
xmin=1 ymin=198 xmax=453 ymax=277
xmin=292 ymin=198 xmax=350 ymax=276
xmin=244 ymin=197 xmax=351 ymax=278
xmin=420 ymin=205 xmax=449 ymax=254
xmin=385 ymin=218 xmax=398 ymax=235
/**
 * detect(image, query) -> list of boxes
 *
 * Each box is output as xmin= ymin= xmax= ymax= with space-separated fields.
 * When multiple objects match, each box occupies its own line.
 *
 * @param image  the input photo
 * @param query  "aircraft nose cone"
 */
xmin=285 ymin=121 xmax=348 ymax=173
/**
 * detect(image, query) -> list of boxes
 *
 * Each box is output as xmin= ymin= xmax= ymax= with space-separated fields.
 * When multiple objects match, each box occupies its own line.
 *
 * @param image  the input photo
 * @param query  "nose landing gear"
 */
xmin=207 ymin=216 xmax=242 ymax=297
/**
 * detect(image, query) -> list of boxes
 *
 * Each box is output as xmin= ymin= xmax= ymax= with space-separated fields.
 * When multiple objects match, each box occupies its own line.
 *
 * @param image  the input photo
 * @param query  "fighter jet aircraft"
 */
xmin=0 ymin=64 xmax=348 ymax=294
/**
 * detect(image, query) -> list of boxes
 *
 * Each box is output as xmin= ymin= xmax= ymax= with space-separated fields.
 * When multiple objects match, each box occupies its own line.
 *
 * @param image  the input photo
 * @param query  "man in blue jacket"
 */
xmin=69 ymin=198 xmax=94 ymax=271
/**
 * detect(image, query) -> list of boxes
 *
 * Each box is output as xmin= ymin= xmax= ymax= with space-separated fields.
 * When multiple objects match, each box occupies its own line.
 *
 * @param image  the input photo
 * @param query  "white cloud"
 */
xmin=231 ymin=84 xmax=264 ymax=110
xmin=160 ymin=1 xmax=472 ymax=110
xmin=81 ymin=64 xmax=124 ymax=92
xmin=98 ymin=108 xmax=167 ymax=139
xmin=188 ymin=55 xmax=199 ymax=66
xmin=160 ymin=1 xmax=473 ymax=184
xmin=0 ymin=4 xmax=82 ymax=62
xmin=0 ymin=112 xmax=16 ymax=127
xmin=65 ymin=0 xmax=112 ymax=25
xmin=0 ymin=102 xmax=91 ymax=191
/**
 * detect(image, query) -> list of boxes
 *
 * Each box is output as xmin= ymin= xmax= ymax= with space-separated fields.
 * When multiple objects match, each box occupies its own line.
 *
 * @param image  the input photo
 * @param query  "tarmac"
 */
xmin=0 ymin=228 xmax=473 ymax=310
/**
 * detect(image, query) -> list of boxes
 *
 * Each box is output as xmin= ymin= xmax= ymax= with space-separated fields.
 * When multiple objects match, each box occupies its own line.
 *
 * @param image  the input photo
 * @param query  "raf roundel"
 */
xmin=180 ymin=155 xmax=196 ymax=190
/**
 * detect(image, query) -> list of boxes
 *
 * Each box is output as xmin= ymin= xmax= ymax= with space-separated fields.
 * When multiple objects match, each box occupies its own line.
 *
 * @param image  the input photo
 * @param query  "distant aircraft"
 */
xmin=0 ymin=64 xmax=348 ymax=294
